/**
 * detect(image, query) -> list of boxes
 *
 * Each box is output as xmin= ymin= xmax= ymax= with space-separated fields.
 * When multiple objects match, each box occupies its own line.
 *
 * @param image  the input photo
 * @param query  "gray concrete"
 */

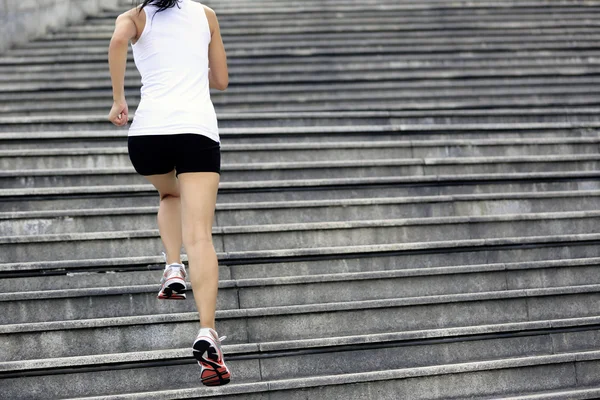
xmin=3 ymin=154 xmax=600 ymax=188
xmin=2 ymin=233 xmax=600 ymax=279
xmin=5 ymin=211 xmax=600 ymax=262
xmin=0 ymin=359 xmax=261 ymax=399
xmin=0 ymin=284 xmax=238 ymax=324
xmin=1 ymin=123 xmax=599 ymax=149
xmin=5 ymin=67 xmax=598 ymax=95
xmin=0 ymin=0 xmax=118 ymax=54
xmin=3 ymin=261 xmax=600 ymax=324
xmin=3 ymin=0 xmax=600 ymax=396
xmin=4 ymin=174 xmax=600 ymax=212
xmin=3 ymin=53 xmax=600 ymax=75
xmin=5 ymin=351 xmax=600 ymax=399
xmin=4 ymin=95 xmax=600 ymax=117
xmin=5 ymin=317 xmax=600 ymax=369
xmin=495 ymin=388 xmax=600 ymax=399
xmin=4 ymin=59 xmax=600 ymax=82
xmin=5 ymin=110 xmax=600 ymax=132
xmin=43 ymin=352 xmax=600 ymax=398
xmin=2 ymin=138 xmax=600 ymax=169
xmin=4 ymin=69 xmax=600 ymax=99
xmin=2 ymin=284 xmax=600 ymax=361
xmin=2 ymin=328 xmax=599 ymax=399
xmin=5 ymin=190 xmax=600 ymax=236
xmin=0 ymin=122 xmax=598 ymax=151
xmin=236 ymin=360 xmax=590 ymax=400
xmin=11 ymin=34 xmax=600 ymax=57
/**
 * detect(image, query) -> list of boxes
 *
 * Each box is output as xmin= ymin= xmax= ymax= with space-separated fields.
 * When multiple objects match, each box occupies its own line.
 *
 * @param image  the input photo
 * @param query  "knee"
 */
xmin=183 ymin=228 xmax=213 ymax=248
xmin=159 ymin=191 xmax=180 ymax=201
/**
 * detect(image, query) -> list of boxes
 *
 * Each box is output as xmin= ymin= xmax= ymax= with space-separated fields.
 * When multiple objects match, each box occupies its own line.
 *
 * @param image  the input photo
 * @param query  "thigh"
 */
xmin=128 ymin=135 xmax=175 ymax=176
xmin=174 ymin=134 xmax=221 ymax=176
xmin=144 ymin=170 xmax=179 ymax=198
xmin=178 ymin=172 xmax=220 ymax=240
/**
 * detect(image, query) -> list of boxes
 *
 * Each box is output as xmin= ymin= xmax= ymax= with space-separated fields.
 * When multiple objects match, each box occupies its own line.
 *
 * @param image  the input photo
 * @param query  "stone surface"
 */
xmin=0 ymin=0 xmax=119 ymax=54
xmin=2 ymin=0 xmax=600 ymax=397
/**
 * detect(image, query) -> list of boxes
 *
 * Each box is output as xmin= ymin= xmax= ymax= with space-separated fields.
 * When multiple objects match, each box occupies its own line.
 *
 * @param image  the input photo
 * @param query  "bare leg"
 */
xmin=144 ymin=170 xmax=182 ymax=264
xmin=178 ymin=172 xmax=220 ymax=329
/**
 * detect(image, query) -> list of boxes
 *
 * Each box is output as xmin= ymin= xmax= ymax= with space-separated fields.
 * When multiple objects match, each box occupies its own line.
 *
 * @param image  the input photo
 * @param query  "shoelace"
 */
xmin=161 ymin=252 xmax=186 ymax=276
xmin=213 ymin=335 xmax=227 ymax=354
xmin=200 ymin=330 xmax=227 ymax=344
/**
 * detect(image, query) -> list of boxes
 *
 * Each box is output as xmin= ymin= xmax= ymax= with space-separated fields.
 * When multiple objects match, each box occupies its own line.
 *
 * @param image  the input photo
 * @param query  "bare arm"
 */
xmin=107 ymin=11 xmax=137 ymax=126
xmin=204 ymin=6 xmax=228 ymax=90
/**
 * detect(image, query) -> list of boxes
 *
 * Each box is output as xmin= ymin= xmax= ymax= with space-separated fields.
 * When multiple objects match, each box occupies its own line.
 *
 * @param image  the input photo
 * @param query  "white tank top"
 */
xmin=128 ymin=0 xmax=220 ymax=143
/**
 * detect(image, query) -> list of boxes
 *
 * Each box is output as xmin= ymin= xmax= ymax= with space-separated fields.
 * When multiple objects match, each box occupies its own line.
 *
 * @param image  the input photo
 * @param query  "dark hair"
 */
xmin=136 ymin=0 xmax=181 ymax=27
xmin=137 ymin=0 xmax=181 ymax=15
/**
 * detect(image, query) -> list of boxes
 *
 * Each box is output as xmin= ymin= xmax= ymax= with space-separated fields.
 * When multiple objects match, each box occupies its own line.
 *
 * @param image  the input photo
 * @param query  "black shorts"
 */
xmin=128 ymin=133 xmax=221 ymax=176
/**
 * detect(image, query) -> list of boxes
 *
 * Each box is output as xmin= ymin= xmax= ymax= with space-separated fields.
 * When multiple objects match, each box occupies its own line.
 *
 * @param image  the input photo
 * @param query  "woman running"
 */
xmin=107 ymin=0 xmax=230 ymax=386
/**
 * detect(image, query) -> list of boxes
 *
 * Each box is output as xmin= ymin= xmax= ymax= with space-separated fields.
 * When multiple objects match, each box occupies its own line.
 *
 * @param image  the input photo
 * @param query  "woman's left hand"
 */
xmin=108 ymin=99 xmax=129 ymax=126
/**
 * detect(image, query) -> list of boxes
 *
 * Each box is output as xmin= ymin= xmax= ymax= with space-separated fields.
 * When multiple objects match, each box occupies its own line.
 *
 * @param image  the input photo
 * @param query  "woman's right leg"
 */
xmin=178 ymin=171 xmax=220 ymax=329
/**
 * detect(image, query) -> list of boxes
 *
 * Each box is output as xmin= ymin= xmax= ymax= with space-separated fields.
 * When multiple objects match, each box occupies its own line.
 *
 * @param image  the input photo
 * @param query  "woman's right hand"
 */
xmin=108 ymin=99 xmax=129 ymax=127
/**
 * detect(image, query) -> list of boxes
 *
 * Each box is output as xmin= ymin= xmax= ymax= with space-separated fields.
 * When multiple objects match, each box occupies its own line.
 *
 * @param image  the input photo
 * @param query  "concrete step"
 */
xmin=4 ymin=190 xmax=600 ymax=236
xmin=2 ymin=283 xmax=599 ymax=361
xmin=3 ymin=154 xmax=600 ymax=188
xmin=4 ymin=108 xmax=600 ymax=131
xmin=1 ymin=319 xmax=599 ymax=399
xmin=494 ymin=387 xmax=600 ymax=400
xmin=3 ymin=77 xmax=600 ymax=114
xmin=2 ymin=138 xmax=599 ymax=170
xmin=23 ymin=27 xmax=600 ymax=49
xmin=2 ymin=241 xmax=597 ymax=289
xmin=99 ymin=3 xmax=600 ymax=18
xmin=3 ymin=37 xmax=600 ymax=67
xmin=111 ymin=0 xmax=600 ymax=10
xmin=24 ymin=76 xmax=600 ymax=101
xmin=5 ymin=83 xmax=600 ymax=114
xmin=3 ymin=123 xmax=600 ymax=149
xmin=2 ymin=231 xmax=599 ymax=280
xmin=9 ymin=32 xmax=600 ymax=58
xmin=3 ymin=171 xmax=600 ymax=212
xmin=2 ymin=257 xmax=598 ymax=324
xmin=5 ymin=91 xmax=600 ymax=117
xmin=34 ymin=22 xmax=600 ymax=41
xmin=4 ymin=64 xmax=600 ymax=93
xmin=69 ymin=8 xmax=600 ymax=24
xmin=40 ymin=12 xmax=600 ymax=35
xmin=0 ymin=66 xmax=598 ymax=88
xmin=19 ymin=14 xmax=600 ymax=31
xmin=4 ymin=53 xmax=600 ymax=75
xmin=52 ymin=350 xmax=600 ymax=399
xmin=3 ymin=210 xmax=600 ymax=263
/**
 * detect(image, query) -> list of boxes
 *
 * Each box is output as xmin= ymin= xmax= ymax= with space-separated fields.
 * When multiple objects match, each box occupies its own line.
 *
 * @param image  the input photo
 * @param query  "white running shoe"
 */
xmin=157 ymin=253 xmax=187 ymax=300
xmin=192 ymin=328 xmax=231 ymax=386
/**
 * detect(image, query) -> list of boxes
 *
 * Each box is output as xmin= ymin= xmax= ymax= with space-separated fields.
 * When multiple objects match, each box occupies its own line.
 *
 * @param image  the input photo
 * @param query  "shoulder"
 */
xmin=116 ymin=7 xmax=141 ymax=25
xmin=201 ymin=4 xmax=219 ymax=32
xmin=201 ymin=4 xmax=216 ymax=17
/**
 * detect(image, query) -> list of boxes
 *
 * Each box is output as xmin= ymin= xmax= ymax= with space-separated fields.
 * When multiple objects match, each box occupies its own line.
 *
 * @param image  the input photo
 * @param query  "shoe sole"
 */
xmin=193 ymin=338 xmax=231 ymax=386
xmin=157 ymin=277 xmax=186 ymax=300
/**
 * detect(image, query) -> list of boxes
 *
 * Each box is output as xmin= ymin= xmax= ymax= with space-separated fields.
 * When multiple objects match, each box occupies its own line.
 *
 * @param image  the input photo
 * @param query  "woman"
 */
xmin=107 ymin=0 xmax=230 ymax=386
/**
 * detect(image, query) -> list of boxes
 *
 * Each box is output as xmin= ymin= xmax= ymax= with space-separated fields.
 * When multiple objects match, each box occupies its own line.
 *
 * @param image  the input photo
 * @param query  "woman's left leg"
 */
xmin=144 ymin=170 xmax=182 ymax=264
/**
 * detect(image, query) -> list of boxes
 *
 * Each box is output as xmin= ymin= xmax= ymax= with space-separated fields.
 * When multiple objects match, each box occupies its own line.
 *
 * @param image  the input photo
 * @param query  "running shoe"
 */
xmin=192 ymin=327 xmax=231 ymax=386
xmin=157 ymin=253 xmax=187 ymax=300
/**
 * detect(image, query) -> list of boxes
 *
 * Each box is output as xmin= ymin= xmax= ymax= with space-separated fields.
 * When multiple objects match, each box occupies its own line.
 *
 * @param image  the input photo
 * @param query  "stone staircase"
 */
xmin=2 ymin=0 xmax=600 ymax=398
